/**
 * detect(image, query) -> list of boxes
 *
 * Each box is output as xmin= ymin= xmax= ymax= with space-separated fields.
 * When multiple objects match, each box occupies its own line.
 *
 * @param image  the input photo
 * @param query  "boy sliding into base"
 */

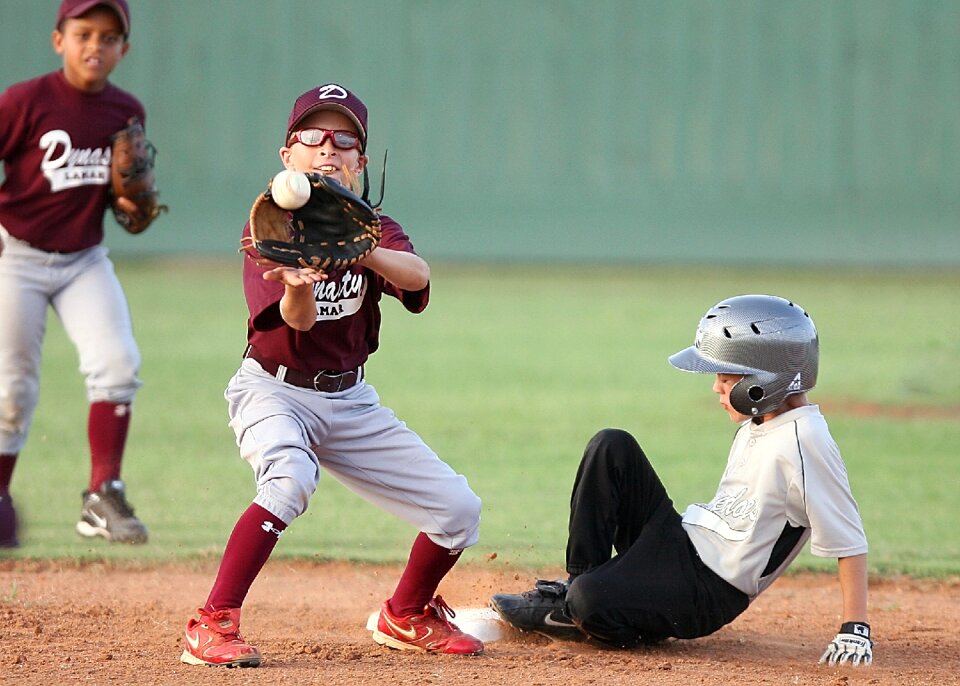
xmin=492 ymin=294 xmax=872 ymax=667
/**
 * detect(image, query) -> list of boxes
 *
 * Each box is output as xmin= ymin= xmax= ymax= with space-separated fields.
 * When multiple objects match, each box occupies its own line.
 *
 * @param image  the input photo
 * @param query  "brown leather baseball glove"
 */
xmin=110 ymin=117 xmax=168 ymax=234
xmin=246 ymin=172 xmax=381 ymax=271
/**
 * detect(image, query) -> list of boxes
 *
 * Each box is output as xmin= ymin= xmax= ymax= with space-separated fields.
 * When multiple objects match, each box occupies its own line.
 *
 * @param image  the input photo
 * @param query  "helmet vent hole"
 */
xmin=748 ymin=386 xmax=765 ymax=401
xmin=722 ymin=327 xmax=732 ymax=338
xmin=750 ymin=323 xmax=761 ymax=334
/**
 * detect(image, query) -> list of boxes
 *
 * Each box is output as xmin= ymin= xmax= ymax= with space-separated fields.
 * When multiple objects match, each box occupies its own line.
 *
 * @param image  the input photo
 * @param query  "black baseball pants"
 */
xmin=562 ymin=428 xmax=749 ymax=647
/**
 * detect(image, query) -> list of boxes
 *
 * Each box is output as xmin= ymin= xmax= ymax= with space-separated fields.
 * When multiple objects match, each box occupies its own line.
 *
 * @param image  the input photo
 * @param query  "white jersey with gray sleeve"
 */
xmin=681 ymin=405 xmax=868 ymax=599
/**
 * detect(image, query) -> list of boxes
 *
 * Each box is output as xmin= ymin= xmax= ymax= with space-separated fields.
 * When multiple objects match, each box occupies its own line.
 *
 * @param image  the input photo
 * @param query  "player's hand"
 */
xmin=113 ymin=196 xmax=141 ymax=217
xmin=819 ymin=622 xmax=872 ymax=667
xmin=262 ymin=266 xmax=328 ymax=286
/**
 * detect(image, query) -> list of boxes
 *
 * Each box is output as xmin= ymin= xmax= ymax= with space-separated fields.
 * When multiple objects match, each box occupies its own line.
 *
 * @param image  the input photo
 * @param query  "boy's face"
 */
xmin=713 ymin=374 xmax=750 ymax=423
xmin=52 ymin=6 xmax=128 ymax=93
xmin=280 ymin=110 xmax=368 ymax=193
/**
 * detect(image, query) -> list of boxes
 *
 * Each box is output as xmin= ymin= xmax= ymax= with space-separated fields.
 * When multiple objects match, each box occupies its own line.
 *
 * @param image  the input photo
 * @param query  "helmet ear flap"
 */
xmin=729 ymin=371 xmax=779 ymax=416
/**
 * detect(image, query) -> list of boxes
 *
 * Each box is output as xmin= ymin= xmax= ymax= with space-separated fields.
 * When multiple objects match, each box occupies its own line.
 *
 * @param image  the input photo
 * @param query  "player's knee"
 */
xmin=457 ymin=488 xmax=482 ymax=524
xmin=257 ymin=475 xmax=317 ymax=524
xmin=84 ymin=349 xmax=141 ymax=402
xmin=588 ymin=428 xmax=642 ymax=453
xmin=583 ymin=428 xmax=645 ymax=469
xmin=436 ymin=483 xmax=481 ymax=549
xmin=0 ymin=379 xmax=39 ymax=414
xmin=448 ymin=483 xmax=481 ymax=529
xmin=0 ymin=381 xmax=39 ymax=436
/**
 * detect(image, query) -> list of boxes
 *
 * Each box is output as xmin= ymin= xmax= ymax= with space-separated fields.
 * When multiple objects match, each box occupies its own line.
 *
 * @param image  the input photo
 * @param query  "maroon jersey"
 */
xmin=0 ymin=70 xmax=145 ymax=252
xmin=242 ymin=214 xmax=429 ymax=373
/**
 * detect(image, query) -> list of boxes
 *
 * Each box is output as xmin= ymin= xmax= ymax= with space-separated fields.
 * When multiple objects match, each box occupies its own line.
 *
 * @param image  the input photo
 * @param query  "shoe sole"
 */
xmin=372 ymin=630 xmax=424 ymax=652
xmin=76 ymin=520 xmax=148 ymax=544
xmin=180 ymin=650 xmax=262 ymax=668
xmin=372 ymin=631 xmax=484 ymax=656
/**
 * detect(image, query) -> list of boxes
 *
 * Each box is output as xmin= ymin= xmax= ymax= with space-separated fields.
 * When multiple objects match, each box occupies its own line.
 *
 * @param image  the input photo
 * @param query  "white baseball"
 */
xmin=270 ymin=170 xmax=311 ymax=210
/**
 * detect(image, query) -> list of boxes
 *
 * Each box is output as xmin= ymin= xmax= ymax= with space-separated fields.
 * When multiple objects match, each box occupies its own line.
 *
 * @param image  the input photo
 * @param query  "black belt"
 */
xmin=245 ymin=347 xmax=361 ymax=393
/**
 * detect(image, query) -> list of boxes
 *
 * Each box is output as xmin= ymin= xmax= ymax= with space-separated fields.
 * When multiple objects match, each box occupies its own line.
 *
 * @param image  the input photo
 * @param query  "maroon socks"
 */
xmin=87 ymin=401 xmax=131 ymax=491
xmin=205 ymin=503 xmax=287 ymax=611
xmin=388 ymin=532 xmax=463 ymax=617
xmin=0 ymin=454 xmax=16 ymax=494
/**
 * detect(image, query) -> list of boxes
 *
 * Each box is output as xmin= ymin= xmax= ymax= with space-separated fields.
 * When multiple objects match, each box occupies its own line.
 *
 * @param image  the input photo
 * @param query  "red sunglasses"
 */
xmin=288 ymin=128 xmax=362 ymax=150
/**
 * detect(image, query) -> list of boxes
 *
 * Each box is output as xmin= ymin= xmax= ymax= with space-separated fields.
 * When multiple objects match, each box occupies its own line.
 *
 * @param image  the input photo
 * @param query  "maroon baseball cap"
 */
xmin=56 ymin=0 xmax=131 ymax=36
xmin=286 ymin=84 xmax=368 ymax=150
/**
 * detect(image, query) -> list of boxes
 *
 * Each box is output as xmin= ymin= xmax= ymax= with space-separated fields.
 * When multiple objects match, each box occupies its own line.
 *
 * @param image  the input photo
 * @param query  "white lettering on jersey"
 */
xmin=710 ymin=486 xmax=760 ymax=523
xmin=313 ymin=271 xmax=366 ymax=321
xmin=683 ymin=504 xmax=753 ymax=541
xmin=684 ymin=486 xmax=760 ymax=542
xmin=39 ymin=129 xmax=111 ymax=192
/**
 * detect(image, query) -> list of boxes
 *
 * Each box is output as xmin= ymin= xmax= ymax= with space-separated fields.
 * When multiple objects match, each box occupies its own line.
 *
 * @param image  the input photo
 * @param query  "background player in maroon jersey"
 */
xmin=180 ymin=83 xmax=484 ymax=668
xmin=0 ymin=0 xmax=149 ymax=548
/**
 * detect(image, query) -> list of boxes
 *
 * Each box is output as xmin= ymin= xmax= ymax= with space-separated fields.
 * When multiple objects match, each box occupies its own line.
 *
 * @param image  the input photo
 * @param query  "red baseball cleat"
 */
xmin=180 ymin=607 xmax=262 ymax=668
xmin=373 ymin=595 xmax=484 ymax=655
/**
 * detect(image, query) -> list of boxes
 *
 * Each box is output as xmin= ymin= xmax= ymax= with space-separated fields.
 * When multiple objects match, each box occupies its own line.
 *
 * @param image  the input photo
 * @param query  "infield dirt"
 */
xmin=1 ymin=560 xmax=957 ymax=686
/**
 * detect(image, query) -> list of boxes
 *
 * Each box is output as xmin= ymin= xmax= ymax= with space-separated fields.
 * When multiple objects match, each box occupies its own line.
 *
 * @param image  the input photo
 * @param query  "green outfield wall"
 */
xmin=2 ymin=0 xmax=958 ymax=265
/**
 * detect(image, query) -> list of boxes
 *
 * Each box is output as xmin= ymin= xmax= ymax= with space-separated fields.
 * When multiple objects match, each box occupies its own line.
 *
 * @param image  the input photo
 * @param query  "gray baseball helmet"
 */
xmin=668 ymin=295 xmax=819 ymax=416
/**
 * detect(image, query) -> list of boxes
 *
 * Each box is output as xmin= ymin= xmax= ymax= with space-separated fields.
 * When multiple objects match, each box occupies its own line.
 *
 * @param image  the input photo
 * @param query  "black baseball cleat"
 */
xmin=490 ymin=579 xmax=584 ymax=640
xmin=76 ymin=480 xmax=148 ymax=544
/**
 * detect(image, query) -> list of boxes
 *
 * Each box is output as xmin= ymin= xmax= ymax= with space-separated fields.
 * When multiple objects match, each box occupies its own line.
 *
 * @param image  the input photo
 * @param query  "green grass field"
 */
xmin=3 ymin=259 xmax=958 ymax=577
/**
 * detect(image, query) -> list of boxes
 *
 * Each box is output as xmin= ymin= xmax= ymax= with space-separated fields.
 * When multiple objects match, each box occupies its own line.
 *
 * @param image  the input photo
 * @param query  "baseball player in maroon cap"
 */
xmin=0 ymin=0 xmax=148 ymax=548
xmin=180 ymin=83 xmax=484 ymax=667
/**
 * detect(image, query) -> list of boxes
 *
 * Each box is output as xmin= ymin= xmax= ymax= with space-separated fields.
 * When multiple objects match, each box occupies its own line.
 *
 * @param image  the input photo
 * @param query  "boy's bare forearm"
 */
xmin=838 ymin=553 xmax=869 ymax=622
xmin=280 ymin=283 xmax=319 ymax=331
xmin=362 ymin=247 xmax=429 ymax=291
